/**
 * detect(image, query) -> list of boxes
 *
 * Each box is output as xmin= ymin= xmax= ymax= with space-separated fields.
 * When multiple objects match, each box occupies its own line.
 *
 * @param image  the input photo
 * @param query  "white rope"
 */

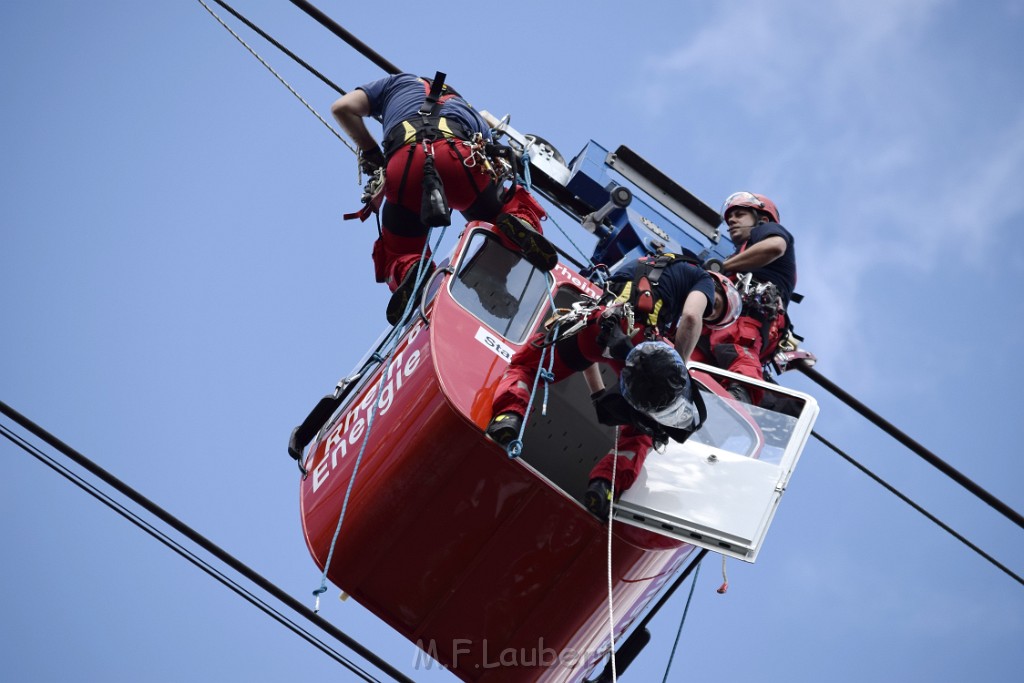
xmin=196 ymin=0 xmax=358 ymax=155
xmin=717 ymin=554 xmax=729 ymax=594
xmin=604 ymin=426 xmax=620 ymax=682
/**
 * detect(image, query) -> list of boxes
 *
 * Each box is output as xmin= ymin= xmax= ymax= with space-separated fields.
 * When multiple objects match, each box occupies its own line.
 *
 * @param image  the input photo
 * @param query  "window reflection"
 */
xmin=690 ymin=384 xmax=804 ymax=465
xmin=449 ymin=232 xmax=551 ymax=343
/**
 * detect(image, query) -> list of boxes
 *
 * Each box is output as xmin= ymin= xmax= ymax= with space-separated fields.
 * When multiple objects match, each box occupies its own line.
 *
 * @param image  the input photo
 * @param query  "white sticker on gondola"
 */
xmin=475 ymin=327 xmax=513 ymax=362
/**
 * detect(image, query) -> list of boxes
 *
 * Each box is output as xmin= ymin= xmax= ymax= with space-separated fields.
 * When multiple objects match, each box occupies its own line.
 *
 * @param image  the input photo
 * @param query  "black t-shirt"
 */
xmin=608 ymin=258 xmax=715 ymax=335
xmin=741 ymin=222 xmax=797 ymax=304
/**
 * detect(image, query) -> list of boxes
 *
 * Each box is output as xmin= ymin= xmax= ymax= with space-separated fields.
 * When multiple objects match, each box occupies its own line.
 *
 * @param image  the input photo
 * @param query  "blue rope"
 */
xmin=313 ymin=228 xmax=446 ymax=609
xmin=505 ymin=286 xmax=559 ymax=459
xmin=520 ymin=150 xmax=532 ymax=191
xmin=545 ymin=212 xmax=596 ymax=269
xmin=660 ymin=561 xmax=702 ymax=683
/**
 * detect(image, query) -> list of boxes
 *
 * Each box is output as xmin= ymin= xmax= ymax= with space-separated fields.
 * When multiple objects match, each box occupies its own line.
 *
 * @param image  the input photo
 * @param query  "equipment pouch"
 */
xmin=419 ymin=154 xmax=451 ymax=227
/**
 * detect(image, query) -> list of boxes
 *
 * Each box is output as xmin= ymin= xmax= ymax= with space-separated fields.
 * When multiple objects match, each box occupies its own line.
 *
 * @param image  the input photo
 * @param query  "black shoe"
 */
xmin=495 ymin=213 xmax=557 ymax=272
xmin=584 ymin=478 xmax=612 ymax=522
xmin=386 ymin=260 xmax=435 ymax=325
xmin=486 ymin=412 xmax=523 ymax=446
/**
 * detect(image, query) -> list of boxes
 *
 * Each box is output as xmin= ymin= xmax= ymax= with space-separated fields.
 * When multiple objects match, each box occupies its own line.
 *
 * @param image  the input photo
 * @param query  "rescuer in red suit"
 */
xmin=486 ymin=254 xmax=741 ymax=520
xmin=331 ymin=73 xmax=556 ymax=324
xmin=692 ymin=192 xmax=797 ymax=404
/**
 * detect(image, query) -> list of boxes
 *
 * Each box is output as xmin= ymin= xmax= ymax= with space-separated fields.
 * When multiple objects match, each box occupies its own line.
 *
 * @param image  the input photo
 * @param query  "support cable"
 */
xmin=797 ymin=365 xmax=1024 ymax=531
xmin=207 ymin=0 xmax=345 ymax=95
xmin=811 ymin=430 xmax=1023 ymax=587
xmin=0 ymin=424 xmax=379 ymax=682
xmin=659 ymin=561 xmax=701 ymax=683
xmin=195 ymin=0 xmax=357 ymax=154
xmin=286 ymin=0 xmax=402 ymax=75
xmin=0 ymin=400 xmax=415 ymax=683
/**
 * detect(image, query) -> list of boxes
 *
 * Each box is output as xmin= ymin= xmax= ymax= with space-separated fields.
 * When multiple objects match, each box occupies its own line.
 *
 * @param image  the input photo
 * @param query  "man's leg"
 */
xmin=585 ymin=426 xmax=653 ymax=520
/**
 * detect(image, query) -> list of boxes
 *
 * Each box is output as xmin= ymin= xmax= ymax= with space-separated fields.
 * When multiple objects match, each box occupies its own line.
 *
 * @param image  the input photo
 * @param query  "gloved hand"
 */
xmin=359 ymin=145 xmax=386 ymax=176
xmin=596 ymin=313 xmax=634 ymax=361
xmin=591 ymin=389 xmax=633 ymax=426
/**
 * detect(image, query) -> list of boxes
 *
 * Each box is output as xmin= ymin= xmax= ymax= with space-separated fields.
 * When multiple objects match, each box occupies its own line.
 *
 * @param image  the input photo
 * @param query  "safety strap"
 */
xmin=611 ymin=250 xmax=703 ymax=329
xmin=378 ymin=72 xmax=467 ymax=157
xmin=418 ymin=71 xmax=447 ymax=116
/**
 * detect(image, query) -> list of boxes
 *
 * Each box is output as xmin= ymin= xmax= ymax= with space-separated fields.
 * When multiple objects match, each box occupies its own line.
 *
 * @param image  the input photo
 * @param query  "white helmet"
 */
xmin=705 ymin=271 xmax=741 ymax=330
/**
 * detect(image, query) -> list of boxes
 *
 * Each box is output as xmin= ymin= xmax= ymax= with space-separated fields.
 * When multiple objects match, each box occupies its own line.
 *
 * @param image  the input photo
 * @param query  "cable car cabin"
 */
xmin=294 ymin=221 xmax=818 ymax=682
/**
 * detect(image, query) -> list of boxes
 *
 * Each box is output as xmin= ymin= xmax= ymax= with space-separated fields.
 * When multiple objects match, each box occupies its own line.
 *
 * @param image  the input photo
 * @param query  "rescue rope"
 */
xmin=205 ymin=0 xmax=347 ymax=96
xmin=545 ymin=212 xmax=597 ymax=269
xmin=313 ymin=229 xmax=447 ymax=608
xmin=520 ymin=150 xmax=532 ymax=191
xmin=196 ymin=0 xmax=358 ymax=156
xmin=505 ymin=286 xmax=560 ymax=459
xmin=659 ymin=561 xmax=701 ymax=683
xmin=604 ymin=427 xmax=620 ymax=681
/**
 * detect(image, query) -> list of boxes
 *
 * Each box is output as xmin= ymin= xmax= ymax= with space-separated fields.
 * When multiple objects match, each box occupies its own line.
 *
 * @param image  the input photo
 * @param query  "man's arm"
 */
xmin=673 ymin=290 xmax=710 ymax=362
xmin=723 ymin=235 xmax=787 ymax=273
xmin=330 ymin=90 xmax=378 ymax=151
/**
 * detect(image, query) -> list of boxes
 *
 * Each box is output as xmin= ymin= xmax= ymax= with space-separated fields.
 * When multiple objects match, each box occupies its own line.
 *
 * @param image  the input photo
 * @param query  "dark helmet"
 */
xmin=619 ymin=342 xmax=699 ymax=429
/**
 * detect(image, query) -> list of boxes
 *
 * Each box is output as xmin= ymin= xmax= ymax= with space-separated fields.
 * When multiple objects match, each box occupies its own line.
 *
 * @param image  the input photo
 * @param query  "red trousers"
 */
xmin=691 ymin=311 xmax=786 ymax=404
xmin=374 ymin=140 xmax=547 ymax=291
xmin=491 ymin=314 xmax=654 ymax=497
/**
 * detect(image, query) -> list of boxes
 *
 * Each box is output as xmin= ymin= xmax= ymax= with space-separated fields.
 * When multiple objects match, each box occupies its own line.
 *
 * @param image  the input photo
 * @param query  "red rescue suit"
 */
xmin=376 ymin=138 xmax=547 ymax=291
xmin=491 ymin=309 xmax=655 ymax=497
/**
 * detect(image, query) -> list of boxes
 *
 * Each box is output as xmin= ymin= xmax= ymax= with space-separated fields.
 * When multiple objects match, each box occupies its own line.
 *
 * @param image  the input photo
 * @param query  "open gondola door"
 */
xmin=613 ymin=364 xmax=819 ymax=562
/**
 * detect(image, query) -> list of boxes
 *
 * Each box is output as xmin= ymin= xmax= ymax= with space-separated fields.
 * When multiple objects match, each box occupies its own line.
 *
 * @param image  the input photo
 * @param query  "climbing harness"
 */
xmin=538 ymin=298 xmax=602 ymax=346
xmin=733 ymin=272 xmax=784 ymax=318
xmin=607 ymin=250 xmax=703 ymax=334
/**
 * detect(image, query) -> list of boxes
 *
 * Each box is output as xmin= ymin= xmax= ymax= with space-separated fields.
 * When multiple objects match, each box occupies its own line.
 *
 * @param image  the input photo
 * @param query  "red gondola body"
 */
xmin=299 ymin=223 xmax=699 ymax=682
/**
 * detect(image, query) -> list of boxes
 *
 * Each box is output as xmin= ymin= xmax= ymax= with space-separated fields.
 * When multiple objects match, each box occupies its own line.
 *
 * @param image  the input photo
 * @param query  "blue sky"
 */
xmin=2 ymin=1 xmax=1022 ymax=681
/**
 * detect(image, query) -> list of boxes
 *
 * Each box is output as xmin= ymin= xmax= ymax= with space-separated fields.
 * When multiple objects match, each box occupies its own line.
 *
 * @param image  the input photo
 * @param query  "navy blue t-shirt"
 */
xmin=608 ymin=258 xmax=715 ymax=336
xmin=357 ymin=73 xmax=491 ymax=142
xmin=740 ymin=222 xmax=797 ymax=304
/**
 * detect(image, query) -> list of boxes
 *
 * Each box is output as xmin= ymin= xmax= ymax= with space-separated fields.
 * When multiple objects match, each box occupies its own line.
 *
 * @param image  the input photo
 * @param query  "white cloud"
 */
xmin=628 ymin=0 xmax=1024 ymax=375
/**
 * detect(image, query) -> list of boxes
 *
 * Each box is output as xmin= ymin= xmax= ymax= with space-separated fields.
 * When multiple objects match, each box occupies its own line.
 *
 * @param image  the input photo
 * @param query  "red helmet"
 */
xmin=705 ymin=271 xmax=742 ymax=330
xmin=721 ymin=191 xmax=780 ymax=223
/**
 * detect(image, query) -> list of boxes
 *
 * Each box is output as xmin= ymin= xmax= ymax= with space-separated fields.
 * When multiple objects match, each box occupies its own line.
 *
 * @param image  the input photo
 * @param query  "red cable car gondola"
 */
xmin=292 ymin=220 xmax=818 ymax=682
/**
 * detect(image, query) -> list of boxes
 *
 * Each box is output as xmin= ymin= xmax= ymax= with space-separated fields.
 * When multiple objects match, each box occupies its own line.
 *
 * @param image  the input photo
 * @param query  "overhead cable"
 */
xmin=208 ymin=0 xmax=345 ymax=95
xmin=195 ymin=0 xmax=356 ymax=154
xmin=0 ymin=400 xmax=415 ymax=683
xmin=798 ymin=364 xmax=1024 ymax=531
xmin=286 ymin=0 xmax=402 ymax=75
xmin=0 ymin=424 xmax=379 ymax=682
xmin=811 ymin=430 xmax=1023 ymax=587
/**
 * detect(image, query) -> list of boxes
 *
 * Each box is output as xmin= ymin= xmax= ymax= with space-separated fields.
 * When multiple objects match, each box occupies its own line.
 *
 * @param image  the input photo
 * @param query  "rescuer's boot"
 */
xmin=495 ymin=213 xmax=557 ymax=272
xmin=485 ymin=412 xmax=523 ymax=446
xmin=386 ymin=259 xmax=435 ymax=325
xmin=584 ymin=478 xmax=613 ymax=522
